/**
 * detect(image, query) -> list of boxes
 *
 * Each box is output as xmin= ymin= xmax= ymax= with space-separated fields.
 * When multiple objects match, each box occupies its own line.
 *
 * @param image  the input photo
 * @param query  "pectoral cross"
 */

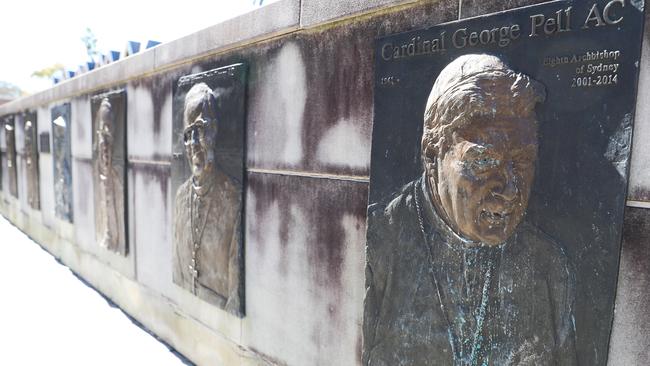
xmin=190 ymin=240 xmax=202 ymax=294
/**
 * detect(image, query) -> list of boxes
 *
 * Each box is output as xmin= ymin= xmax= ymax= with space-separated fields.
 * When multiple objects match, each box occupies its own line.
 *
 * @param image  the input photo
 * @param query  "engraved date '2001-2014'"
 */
xmin=572 ymin=73 xmax=618 ymax=87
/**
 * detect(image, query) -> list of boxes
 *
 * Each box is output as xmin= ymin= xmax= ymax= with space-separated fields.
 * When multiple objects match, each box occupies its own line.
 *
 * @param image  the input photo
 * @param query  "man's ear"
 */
xmin=422 ymin=138 xmax=437 ymax=167
xmin=422 ymin=145 xmax=438 ymax=186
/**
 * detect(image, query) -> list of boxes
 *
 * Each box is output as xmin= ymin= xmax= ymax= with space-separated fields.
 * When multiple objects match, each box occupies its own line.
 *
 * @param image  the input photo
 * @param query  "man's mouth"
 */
xmin=481 ymin=209 xmax=511 ymax=226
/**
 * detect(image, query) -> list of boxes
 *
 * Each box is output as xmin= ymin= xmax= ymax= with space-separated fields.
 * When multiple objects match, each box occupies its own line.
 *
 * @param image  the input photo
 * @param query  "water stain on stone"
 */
xmin=610 ymin=207 xmax=650 ymax=364
xmin=131 ymin=162 xmax=170 ymax=212
xmin=248 ymin=174 xmax=291 ymax=276
xmin=248 ymin=172 xmax=368 ymax=302
xmin=628 ymin=186 xmax=650 ymax=202
xmin=459 ymin=0 xmax=553 ymax=19
xmin=130 ymin=76 xmax=171 ymax=137
xmin=621 ymin=207 xmax=650 ymax=272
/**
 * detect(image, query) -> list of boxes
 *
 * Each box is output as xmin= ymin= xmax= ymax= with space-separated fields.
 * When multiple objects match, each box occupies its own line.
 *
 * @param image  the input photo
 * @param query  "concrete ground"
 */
xmin=0 ymin=216 xmax=187 ymax=366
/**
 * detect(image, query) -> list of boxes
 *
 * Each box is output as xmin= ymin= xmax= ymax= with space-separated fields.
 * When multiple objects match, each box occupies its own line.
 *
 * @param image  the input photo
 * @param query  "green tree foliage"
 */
xmin=31 ymin=63 xmax=65 ymax=79
xmin=81 ymin=27 xmax=99 ymax=60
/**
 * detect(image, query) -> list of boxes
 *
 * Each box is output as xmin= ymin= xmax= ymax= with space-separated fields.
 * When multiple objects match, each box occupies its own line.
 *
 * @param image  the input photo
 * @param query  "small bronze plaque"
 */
xmin=364 ymin=1 xmax=644 ymax=365
xmin=171 ymin=63 xmax=247 ymax=317
xmin=39 ymin=132 xmax=50 ymax=154
xmin=52 ymin=103 xmax=73 ymax=222
xmin=91 ymin=90 xmax=128 ymax=255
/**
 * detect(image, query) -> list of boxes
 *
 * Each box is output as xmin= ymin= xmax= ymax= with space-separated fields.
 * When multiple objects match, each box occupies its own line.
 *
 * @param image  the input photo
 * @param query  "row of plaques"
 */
xmin=1 ymin=113 xmax=39 ymax=208
xmin=0 ymin=63 xmax=247 ymax=317
xmin=0 ymin=0 xmax=644 ymax=362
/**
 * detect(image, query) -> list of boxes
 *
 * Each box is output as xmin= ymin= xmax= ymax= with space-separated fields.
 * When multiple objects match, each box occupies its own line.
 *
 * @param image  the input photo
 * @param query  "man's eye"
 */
xmin=468 ymin=157 xmax=498 ymax=172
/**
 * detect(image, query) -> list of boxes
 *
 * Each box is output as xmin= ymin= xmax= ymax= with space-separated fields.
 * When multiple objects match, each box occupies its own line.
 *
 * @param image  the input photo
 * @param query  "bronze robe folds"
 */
xmin=173 ymin=170 xmax=242 ymax=314
xmin=363 ymin=177 xmax=577 ymax=366
xmin=94 ymin=164 xmax=126 ymax=255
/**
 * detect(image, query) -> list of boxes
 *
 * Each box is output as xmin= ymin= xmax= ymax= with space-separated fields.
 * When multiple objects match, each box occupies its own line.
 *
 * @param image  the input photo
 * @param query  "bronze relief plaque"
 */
xmin=364 ymin=1 xmax=644 ymax=366
xmin=52 ymin=103 xmax=73 ymax=222
xmin=24 ymin=111 xmax=40 ymax=210
xmin=171 ymin=64 xmax=247 ymax=316
xmin=4 ymin=116 xmax=18 ymax=198
xmin=91 ymin=90 xmax=127 ymax=255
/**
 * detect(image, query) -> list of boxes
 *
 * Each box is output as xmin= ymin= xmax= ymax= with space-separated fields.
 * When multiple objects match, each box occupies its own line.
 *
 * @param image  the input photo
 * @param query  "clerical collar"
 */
xmin=417 ymin=173 xmax=508 ymax=252
xmin=192 ymin=175 xmax=214 ymax=196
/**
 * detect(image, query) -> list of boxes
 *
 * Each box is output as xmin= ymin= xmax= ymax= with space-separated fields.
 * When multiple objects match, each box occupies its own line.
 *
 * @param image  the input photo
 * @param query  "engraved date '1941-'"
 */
xmin=380 ymin=76 xmax=400 ymax=87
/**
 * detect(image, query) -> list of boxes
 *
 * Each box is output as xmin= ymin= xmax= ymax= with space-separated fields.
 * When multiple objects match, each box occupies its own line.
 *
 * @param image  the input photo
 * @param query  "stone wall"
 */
xmin=0 ymin=0 xmax=648 ymax=365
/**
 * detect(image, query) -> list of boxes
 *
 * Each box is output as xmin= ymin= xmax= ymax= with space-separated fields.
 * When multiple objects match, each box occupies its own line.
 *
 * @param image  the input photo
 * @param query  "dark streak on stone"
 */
xmin=129 ymin=169 xmax=137 ymax=261
xmin=129 ymin=75 xmax=170 ymax=137
xmin=73 ymin=96 xmax=88 ymax=153
xmin=459 ymin=0 xmax=553 ymax=19
xmin=247 ymin=346 xmax=289 ymax=366
xmin=356 ymin=333 xmax=363 ymax=366
xmin=248 ymin=172 xmax=368 ymax=332
xmin=621 ymin=207 xmax=650 ymax=275
xmin=628 ymin=186 xmax=650 ymax=202
xmin=129 ymin=153 xmax=170 ymax=163
xmin=609 ymin=207 xmax=650 ymax=364
xmin=131 ymin=162 xmax=170 ymax=213
xmin=248 ymin=173 xmax=291 ymax=276
xmin=73 ymin=158 xmax=92 ymax=216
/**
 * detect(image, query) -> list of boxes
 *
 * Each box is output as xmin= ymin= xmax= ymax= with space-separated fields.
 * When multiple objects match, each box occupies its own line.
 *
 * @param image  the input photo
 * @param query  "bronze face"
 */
xmin=421 ymin=54 xmax=545 ymax=246
xmin=24 ymin=121 xmax=34 ymax=168
xmin=431 ymin=114 xmax=537 ymax=245
xmin=97 ymin=99 xmax=114 ymax=176
xmin=5 ymin=124 xmax=15 ymax=169
xmin=183 ymin=83 xmax=219 ymax=185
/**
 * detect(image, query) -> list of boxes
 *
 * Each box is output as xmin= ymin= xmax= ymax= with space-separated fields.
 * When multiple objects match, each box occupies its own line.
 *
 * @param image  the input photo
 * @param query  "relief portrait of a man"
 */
xmin=363 ymin=54 xmax=577 ymax=366
xmin=24 ymin=119 xmax=40 ymax=209
xmin=52 ymin=113 xmax=73 ymax=222
xmin=5 ymin=121 xmax=18 ymax=198
xmin=172 ymin=82 xmax=242 ymax=315
xmin=94 ymin=97 xmax=126 ymax=254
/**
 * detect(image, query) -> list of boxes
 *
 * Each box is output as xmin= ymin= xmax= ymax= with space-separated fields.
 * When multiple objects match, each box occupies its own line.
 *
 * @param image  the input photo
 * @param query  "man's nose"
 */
xmin=492 ymin=164 xmax=518 ymax=201
xmin=188 ymin=129 xmax=200 ymax=146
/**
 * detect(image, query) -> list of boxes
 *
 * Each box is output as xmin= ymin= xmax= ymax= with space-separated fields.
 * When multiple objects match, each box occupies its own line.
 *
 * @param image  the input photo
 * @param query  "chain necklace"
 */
xmin=413 ymin=182 xmax=494 ymax=366
xmin=100 ymin=172 xmax=115 ymax=246
xmin=189 ymin=188 xmax=210 ymax=294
